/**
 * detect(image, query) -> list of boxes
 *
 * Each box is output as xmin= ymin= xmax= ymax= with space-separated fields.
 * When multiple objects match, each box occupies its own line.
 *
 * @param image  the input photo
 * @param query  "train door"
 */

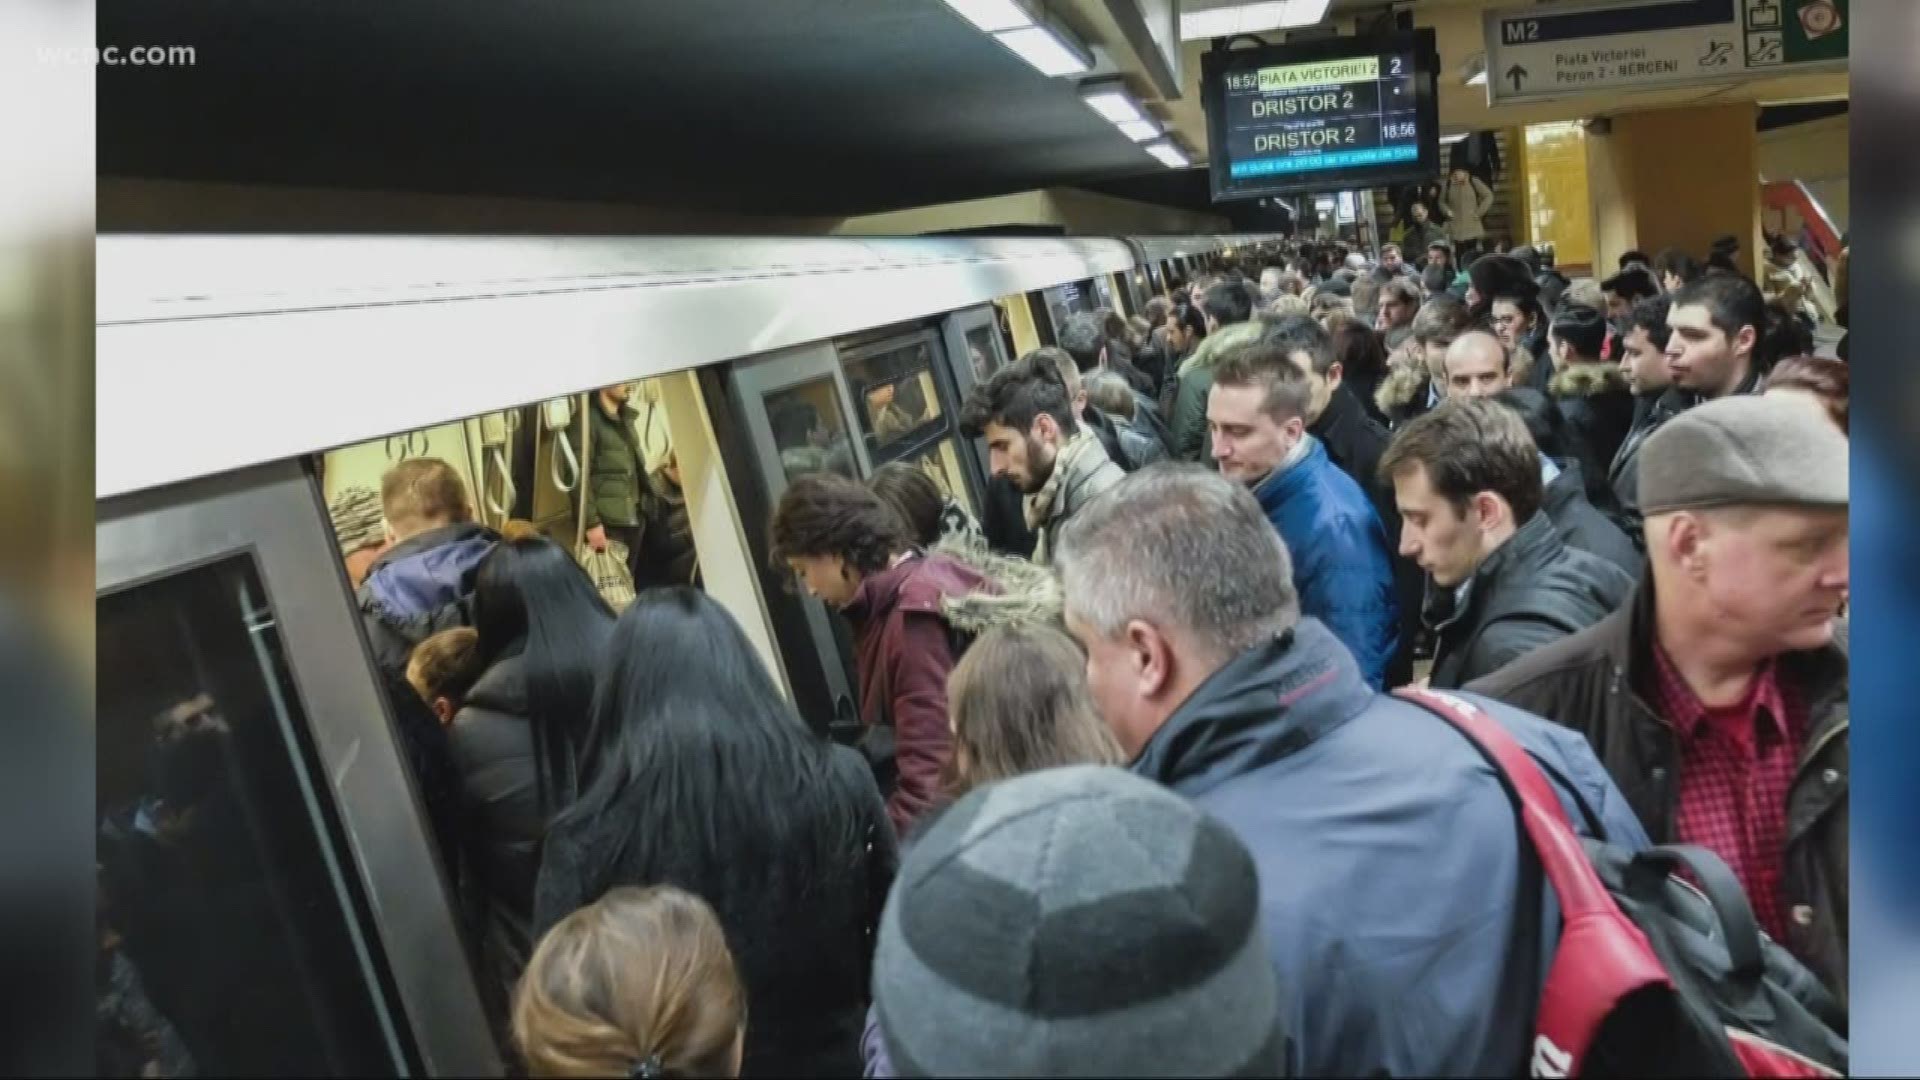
xmin=941 ymin=302 xmax=1008 ymax=482
xmin=97 ymin=462 xmax=499 ymax=1078
xmin=1110 ymin=270 xmax=1142 ymax=318
xmin=726 ymin=343 xmax=872 ymax=736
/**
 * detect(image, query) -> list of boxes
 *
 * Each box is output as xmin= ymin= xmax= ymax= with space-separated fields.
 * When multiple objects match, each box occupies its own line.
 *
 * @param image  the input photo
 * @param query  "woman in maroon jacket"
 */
xmin=771 ymin=473 xmax=992 ymax=837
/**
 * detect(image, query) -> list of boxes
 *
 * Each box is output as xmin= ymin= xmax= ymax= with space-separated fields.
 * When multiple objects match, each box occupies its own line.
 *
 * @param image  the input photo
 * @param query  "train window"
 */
xmin=97 ymin=555 xmax=406 ymax=1077
xmin=840 ymin=338 xmax=945 ymax=453
xmin=1092 ymin=274 xmax=1116 ymax=311
xmin=963 ymin=324 xmax=999 ymax=381
xmin=892 ymin=437 xmax=977 ymax=519
xmin=1041 ymin=279 xmax=1099 ymax=338
xmin=766 ymin=378 xmax=860 ymax=481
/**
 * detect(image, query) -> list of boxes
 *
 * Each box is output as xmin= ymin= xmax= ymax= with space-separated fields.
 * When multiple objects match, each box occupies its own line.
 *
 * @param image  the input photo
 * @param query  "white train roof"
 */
xmin=96 ymin=233 xmax=1284 ymax=498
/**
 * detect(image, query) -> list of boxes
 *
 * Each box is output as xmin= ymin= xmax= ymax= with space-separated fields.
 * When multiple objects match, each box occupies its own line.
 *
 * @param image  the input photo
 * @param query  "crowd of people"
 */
xmin=282 ymin=233 xmax=1852 ymax=1078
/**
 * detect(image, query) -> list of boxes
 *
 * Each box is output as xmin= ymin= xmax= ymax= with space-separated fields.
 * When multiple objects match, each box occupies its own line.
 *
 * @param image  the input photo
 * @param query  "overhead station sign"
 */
xmin=1482 ymin=0 xmax=1848 ymax=106
xmin=1201 ymin=29 xmax=1441 ymax=202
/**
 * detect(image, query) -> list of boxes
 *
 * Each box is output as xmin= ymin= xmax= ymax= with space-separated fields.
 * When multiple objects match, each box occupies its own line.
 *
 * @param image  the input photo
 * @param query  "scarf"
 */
xmin=1023 ymin=429 xmax=1100 ymax=564
xmin=1024 ymin=429 xmax=1099 ymax=530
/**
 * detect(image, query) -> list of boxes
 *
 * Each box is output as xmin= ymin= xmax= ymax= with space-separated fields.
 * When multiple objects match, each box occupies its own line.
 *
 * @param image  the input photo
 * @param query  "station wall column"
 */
xmin=1515 ymin=122 xmax=1596 ymax=276
xmin=1584 ymin=101 xmax=1762 ymax=277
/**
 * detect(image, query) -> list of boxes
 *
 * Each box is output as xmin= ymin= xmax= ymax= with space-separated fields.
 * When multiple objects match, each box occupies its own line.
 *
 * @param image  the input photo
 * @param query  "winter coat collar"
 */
xmin=1549 ymin=361 xmax=1629 ymax=399
xmin=1131 ymin=619 xmax=1373 ymax=799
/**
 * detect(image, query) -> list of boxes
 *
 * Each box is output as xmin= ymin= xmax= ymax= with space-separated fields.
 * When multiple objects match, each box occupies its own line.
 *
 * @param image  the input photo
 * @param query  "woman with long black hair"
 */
xmin=448 ymin=521 xmax=615 ymax=1029
xmin=533 ymin=587 xmax=896 ymax=1079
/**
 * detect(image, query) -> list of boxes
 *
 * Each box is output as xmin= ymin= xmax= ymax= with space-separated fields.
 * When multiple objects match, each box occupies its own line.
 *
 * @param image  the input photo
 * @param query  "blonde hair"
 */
xmin=513 ymin=886 xmax=745 ymax=1079
xmin=500 ymin=518 xmax=544 ymax=543
xmin=379 ymin=457 xmax=471 ymax=539
xmin=943 ymin=623 xmax=1125 ymax=796
xmin=405 ymin=626 xmax=483 ymax=707
xmin=1263 ymin=294 xmax=1310 ymax=318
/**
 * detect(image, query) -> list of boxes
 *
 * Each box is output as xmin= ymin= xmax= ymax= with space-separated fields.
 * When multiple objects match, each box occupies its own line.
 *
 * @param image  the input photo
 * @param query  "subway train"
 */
xmin=95 ymin=232 xmax=1287 ymax=1076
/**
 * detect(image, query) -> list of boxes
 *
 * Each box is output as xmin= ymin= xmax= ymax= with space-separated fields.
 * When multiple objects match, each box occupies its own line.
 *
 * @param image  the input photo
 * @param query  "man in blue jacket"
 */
xmin=1054 ymin=465 xmax=1649 ymax=1079
xmin=1208 ymin=337 xmax=1400 ymax=687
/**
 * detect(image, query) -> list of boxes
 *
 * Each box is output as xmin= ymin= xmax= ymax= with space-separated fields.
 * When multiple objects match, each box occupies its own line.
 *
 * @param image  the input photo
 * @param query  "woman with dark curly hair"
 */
xmin=770 ymin=473 xmax=995 ymax=836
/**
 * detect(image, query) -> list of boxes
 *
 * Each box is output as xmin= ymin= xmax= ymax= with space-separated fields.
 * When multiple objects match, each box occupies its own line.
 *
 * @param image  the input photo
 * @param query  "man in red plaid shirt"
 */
xmin=1469 ymin=393 xmax=1850 ymax=1002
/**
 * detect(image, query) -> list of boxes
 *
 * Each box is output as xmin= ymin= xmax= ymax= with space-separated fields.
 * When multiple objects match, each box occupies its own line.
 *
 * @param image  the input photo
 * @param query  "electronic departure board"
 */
xmin=1201 ymin=30 xmax=1440 ymax=203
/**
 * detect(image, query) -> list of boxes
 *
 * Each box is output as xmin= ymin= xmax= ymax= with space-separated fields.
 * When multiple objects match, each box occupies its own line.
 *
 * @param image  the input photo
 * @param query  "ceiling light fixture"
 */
xmin=1145 ymin=138 xmax=1190 ymax=169
xmin=1179 ymin=0 xmax=1333 ymax=40
xmin=1079 ymin=77 xmax=1148 ymax=125
xmin=1439 ymin=132 xmax=1469 ymax=144
xmin=994 ymin=23 xmax=1094 ymax=77
xmin=937 ymin=0 xmax=1033 ymax=34
xmin=1464 ymin=53 xmax=1488 ymax=86
xmin=1116 ymin=118 xmax=1162 ymax=141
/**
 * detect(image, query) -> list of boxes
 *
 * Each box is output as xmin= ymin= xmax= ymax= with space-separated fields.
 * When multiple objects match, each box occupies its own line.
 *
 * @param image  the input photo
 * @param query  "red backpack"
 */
xmin=1396 ymin=688 xmax=1848 ymax=1078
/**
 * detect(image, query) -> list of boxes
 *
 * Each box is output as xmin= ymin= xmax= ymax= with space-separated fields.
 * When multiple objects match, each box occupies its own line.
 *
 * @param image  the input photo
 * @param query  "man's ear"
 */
xmin=1326 ymin=361 xmax=1345 ymax=389
xmin=1032 ymin=411 xmax=1060 ymax=444
xmin=1126 ymin=619 xmax=1173 ymax=701
xmin=1734 ymin=323 xmax=1758 ymax=365
xmin=1471 ymin=490 xmax=1508 ymax=532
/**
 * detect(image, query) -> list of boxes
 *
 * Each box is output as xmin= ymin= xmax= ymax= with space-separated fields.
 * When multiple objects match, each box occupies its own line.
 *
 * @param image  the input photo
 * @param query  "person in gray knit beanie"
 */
xmin=871 ymin=765 xmax=1285 ymax=1078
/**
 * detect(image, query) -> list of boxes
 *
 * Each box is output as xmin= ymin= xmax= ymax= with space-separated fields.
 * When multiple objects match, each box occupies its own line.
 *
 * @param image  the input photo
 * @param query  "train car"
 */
xmin=94 ymin=231 xmax=1284 ymax=1076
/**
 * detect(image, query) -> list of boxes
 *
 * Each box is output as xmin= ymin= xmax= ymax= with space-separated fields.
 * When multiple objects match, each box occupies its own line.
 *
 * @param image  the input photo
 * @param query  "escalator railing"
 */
xmin=1762 ymin=178 xmax=1842 ymax=262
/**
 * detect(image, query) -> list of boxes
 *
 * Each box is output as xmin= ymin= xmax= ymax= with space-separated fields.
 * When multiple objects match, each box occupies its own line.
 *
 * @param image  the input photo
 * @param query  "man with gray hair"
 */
xmin=1469 ymin=393 xmax=1849 ymax=999
xmin=1054 ymin=464 xmax=1647 ymax=1078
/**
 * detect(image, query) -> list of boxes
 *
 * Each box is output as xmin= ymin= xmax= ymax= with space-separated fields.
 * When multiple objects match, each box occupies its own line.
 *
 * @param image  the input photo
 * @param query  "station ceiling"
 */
xmin=97 ymin=0 xmax=1848 ymax=222
xmin=96 ymin=0 xmax=1186 ymax=218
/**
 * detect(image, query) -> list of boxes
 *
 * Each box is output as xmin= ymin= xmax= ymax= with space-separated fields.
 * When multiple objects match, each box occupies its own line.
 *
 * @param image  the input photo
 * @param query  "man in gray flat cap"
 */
xmin=1470 ymin=393 xmax=1849 ymax=1002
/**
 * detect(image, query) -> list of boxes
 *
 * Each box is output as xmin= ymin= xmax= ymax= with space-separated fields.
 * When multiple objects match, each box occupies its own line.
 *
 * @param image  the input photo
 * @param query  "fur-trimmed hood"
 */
xmin=1176 ymin=320 xmax=1264 ymax=378
xmin=928 ymin=533 xmax=1063 ymax=636
xmin=1549 ymin=361 xmax=1628 ymax=399
xmin=1375 ymin=358 xmax=1432 ymax=415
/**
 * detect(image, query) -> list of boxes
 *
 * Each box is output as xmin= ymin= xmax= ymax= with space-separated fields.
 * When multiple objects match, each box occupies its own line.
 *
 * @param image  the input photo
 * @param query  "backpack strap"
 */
xmin=1626 ymin=845 xmax=1766 ymax=983
xmin=1394 ymin=688 xmax=1619 ymax=922
xmin=1395 ymin=688 xmax=1674 ymax=1078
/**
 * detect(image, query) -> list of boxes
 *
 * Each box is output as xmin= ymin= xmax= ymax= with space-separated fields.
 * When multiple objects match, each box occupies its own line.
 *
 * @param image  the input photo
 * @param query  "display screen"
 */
xmin=1202 ymin=30 xmax=1439 ymax=202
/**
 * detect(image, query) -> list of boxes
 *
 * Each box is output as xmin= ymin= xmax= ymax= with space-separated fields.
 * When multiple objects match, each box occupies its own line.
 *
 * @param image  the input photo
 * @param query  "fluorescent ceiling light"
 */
xmin=1080 ymin=81 xmax=1148 ymax=125
xmin=1117 ymin=118 xmax=1161 ymax=141
xmin=1145 ymin=139 xmax=1190 ymax=168
xmin=994 ymin=24 xmax=1093 ymax=77
xmin=1179 ymin=0 xmax=1333 ymax=40
xmin=1466 ymin=70 xmax=1487 ymax=87
xmin=938 ymin=0 xmax=1031 ymax=33
xmin=1440 ymin=133 xmax=1469 ymax=144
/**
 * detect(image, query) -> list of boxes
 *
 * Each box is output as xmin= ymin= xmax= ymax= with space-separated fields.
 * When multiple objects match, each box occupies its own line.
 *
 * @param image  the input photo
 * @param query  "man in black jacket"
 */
xmin=1491 ymin=387 xmax=1641 ymax=576
xmin=1546 ymin=303 xmax=1635 ymax=477
xmin=1380 ymin=399 xmax=1632 ymax=688
xmin=1611 ymin=295 xmax=1683 ymax=540
xmin=1617 ymin=273 xmax=1769 ymax=537
xmin=356 ymin=458 xmax=499 ymax=869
